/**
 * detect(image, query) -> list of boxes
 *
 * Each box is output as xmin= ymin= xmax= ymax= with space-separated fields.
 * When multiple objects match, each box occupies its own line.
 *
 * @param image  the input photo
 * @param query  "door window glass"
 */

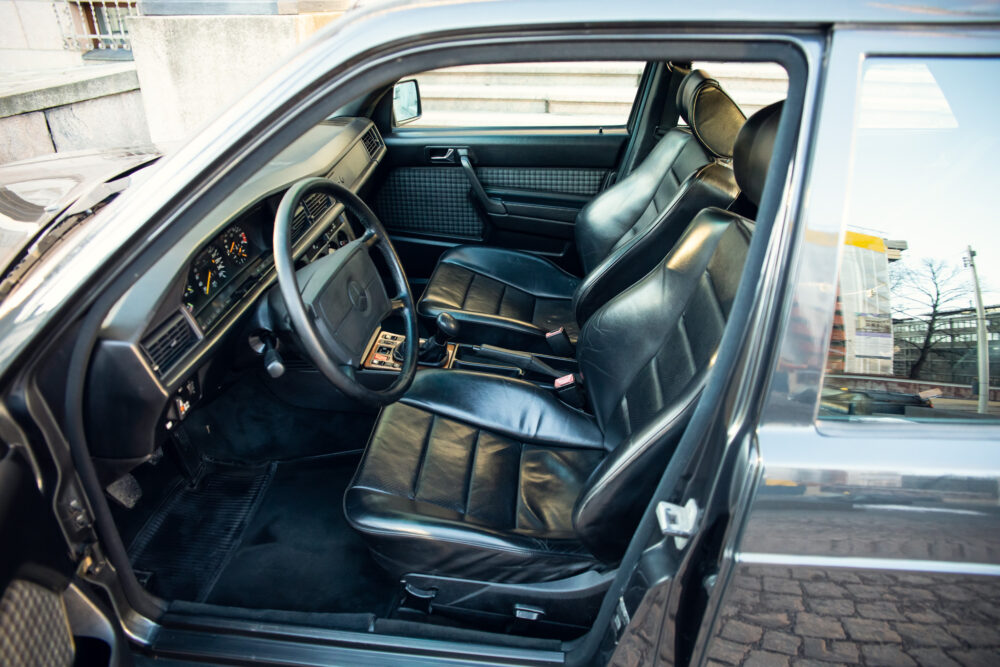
xmin=820 ymin=57 xmax=1000 ymax=422
xmin=401 ymin=62 xmax=644 ymax=128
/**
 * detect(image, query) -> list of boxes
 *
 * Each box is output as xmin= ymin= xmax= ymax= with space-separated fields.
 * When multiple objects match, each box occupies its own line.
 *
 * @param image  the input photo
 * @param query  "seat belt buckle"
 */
xmin=545 ymin=327 xmax=574 ymax=356
xmin=554 ymin=372 xmax=586 ymax=409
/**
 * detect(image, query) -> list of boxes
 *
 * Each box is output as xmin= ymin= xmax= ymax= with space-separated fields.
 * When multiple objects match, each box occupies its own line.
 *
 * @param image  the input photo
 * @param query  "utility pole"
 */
xmin=964 ymin=246 xmax=989 ymax=414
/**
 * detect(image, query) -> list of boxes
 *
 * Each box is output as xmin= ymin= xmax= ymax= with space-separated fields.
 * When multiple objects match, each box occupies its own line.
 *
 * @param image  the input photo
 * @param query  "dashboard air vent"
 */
xmin=361 ymin=127 xmax=382 ymax=159
xmin=141 ymin=312 xmax=197 ymax=378
xmin=291 ymin=205 xmax=310 ymax=242
xmin=291 ymin=193 xmax=334 ymax=244
xmin=304 ymin=192 xmax=332 ymax=220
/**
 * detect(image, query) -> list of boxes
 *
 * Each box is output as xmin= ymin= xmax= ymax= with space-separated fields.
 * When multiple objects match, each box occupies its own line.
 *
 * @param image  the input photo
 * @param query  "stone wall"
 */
xmin=0 ymin=63 xmax=151 ymax=164
xmin=0 ymin=0 xmax=84 ymax=71
xmin=128 ymin=11 xmax=343 ymax=145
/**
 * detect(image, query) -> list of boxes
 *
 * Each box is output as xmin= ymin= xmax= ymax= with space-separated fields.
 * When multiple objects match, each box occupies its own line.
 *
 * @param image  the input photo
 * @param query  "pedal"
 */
xmin=105 ymin=473 xmax=142 ymax=509
xmin=168 ymin=423 xmax=204 ymax=485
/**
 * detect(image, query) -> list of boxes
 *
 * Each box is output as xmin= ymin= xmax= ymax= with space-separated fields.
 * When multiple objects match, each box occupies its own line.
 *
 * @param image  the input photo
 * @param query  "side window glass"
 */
xmin=820 ymin=57 xmax=1000 ymax=422
xmin=400 ymin=61 xmax=644 ymax=128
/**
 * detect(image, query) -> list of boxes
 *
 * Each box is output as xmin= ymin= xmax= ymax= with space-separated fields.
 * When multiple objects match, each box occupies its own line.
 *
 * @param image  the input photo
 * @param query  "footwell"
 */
xmin=126 ymin=454 xmax=398 ymax=615
xmin=128 ymin=463 xmax=276 ymax=603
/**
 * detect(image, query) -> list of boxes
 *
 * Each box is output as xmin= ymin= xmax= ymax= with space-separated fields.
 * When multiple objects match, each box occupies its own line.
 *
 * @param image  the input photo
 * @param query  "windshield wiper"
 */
xmin=0 ymin=179 xmax=130 ymax=301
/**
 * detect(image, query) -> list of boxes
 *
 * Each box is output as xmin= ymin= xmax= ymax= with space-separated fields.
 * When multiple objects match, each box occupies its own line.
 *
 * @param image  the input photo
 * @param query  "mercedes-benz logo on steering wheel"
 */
xmin=347 ymin=280 xmax=369 ymax=312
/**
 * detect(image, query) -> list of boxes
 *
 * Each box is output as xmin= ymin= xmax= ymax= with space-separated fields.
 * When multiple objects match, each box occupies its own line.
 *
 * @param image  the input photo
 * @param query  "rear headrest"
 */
xmin=733 ymin=100 xmax=783 ymax=207
xmin=676 ymin=69 xmax=746 ymax=160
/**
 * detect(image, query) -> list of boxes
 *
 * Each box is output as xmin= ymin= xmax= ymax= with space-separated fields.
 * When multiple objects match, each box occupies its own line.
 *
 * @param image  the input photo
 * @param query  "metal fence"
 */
xmin=53 ymin=1 xmax=138 ymax=51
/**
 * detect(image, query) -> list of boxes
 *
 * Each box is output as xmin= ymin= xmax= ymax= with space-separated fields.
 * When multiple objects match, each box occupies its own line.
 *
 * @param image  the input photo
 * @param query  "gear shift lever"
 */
xmin=418 ymin=313 xmax=459 ymax=365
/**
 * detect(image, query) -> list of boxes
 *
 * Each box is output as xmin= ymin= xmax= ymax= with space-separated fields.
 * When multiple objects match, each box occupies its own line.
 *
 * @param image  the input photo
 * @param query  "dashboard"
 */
xmin=87 ymin=117 xmax=386 ymax=470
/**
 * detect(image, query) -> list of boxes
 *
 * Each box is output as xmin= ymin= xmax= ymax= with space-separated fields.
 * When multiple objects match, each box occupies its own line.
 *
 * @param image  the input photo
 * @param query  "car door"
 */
xmin=0 ymin=402 xmax=127 ymax=666
xmin=367 ymin=61 xmax=650 ymax=281
xmin=692 ymin=28 xmax=1000 ymax=667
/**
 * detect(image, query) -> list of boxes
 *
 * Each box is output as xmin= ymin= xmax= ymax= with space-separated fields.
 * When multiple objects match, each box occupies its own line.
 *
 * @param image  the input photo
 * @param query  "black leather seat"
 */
xmin=417 ymin=69 xmax=745 ymax=351
xmin=346 ymin=101 xmax=784 ymax=584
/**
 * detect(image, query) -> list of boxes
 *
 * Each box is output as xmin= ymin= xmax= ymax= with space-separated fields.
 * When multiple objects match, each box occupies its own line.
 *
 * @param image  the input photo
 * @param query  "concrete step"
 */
xmin=417 ymin=110 xmax=630 ymax=128
xmin=418 ymin=83 xmax=640 ymax=104
xmin=416 ymin=63 xmax=644 ymax=88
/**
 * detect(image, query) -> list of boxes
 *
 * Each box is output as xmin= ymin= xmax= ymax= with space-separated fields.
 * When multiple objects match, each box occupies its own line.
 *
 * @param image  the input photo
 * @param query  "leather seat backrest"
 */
xmin=571 ymin=100 xmax=784 ymax=561
xmin=571 ymin=70 xmax=745 ymax=324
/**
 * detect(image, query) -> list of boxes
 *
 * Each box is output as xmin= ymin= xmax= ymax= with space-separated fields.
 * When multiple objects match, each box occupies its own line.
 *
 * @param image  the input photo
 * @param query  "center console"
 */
xmin=360 ymin=322 xmax=578 ymax=390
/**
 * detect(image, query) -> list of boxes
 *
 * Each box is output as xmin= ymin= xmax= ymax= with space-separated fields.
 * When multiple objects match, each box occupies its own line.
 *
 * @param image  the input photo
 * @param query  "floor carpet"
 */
xmin=126 ymin=454 xmax=397 ymax=615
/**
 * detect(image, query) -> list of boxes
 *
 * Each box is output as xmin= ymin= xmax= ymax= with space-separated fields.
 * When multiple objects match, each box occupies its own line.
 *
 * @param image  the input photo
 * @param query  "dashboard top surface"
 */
xmin=101 ymin=117 xmax=377 ymax=344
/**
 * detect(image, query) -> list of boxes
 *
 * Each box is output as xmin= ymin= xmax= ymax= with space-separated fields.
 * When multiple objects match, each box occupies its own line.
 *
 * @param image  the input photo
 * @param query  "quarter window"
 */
xmin=820 ymin=57 xmax=1000 ymax=422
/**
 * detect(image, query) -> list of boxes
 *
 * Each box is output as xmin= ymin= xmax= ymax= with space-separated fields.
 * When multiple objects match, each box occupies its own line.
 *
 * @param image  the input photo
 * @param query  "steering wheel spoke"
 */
xmin=361 ymin=227 xmax=380 ymax=249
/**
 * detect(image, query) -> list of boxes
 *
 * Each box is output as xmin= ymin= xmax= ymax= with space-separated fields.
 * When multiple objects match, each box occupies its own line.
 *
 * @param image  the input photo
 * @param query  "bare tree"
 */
xmin=890 ymin=258 xmax=972 ymax=380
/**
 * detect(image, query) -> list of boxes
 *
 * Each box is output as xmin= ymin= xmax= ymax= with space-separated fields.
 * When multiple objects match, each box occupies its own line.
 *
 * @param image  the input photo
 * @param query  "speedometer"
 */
xmin=189 ymin=246 xmax=228 ymax=299
xmin=220 ymin=225 xmax=251 ymax=266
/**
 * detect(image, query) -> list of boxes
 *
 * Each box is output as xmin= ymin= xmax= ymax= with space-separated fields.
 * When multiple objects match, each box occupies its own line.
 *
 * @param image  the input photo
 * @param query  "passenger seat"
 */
xmin=416 ymin=69 xmax=746 ymax=351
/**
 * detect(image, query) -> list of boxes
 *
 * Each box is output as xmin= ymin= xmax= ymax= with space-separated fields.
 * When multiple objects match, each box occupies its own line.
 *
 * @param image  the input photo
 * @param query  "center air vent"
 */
xmin=141 ymin=312 xmax=197 ymax=378
xmin=304 ymin=192 xmax=332 ymax=220
xmin=361 ymin=126 xmax=383 ymax=159
xmin=291 ymin=192 xmax=334 ymax=243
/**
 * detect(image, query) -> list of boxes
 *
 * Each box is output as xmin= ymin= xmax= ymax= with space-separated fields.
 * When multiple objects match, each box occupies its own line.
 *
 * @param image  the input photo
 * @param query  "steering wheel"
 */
xmin=273 ymin=177 xmax=418 ymax=405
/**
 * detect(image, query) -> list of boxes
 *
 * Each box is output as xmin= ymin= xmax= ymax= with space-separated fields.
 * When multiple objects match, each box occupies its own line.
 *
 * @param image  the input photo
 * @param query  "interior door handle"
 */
xmin=429 ymin=148 xmax=456 ymax=163
xmin=457 ymin=149 xmax=506 ymax=215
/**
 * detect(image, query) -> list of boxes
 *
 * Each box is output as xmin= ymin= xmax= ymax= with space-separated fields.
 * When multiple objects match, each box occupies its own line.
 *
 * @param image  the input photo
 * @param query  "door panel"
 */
xmin=371 ymin=129 xmax=629 ymax=280
xmin=0 ymin=405 xmax=125 ymax=666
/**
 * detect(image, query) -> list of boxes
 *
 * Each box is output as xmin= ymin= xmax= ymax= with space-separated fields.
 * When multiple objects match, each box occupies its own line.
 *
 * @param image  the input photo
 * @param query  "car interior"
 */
xmin=31 ymin=58 xmax=793 ymax=649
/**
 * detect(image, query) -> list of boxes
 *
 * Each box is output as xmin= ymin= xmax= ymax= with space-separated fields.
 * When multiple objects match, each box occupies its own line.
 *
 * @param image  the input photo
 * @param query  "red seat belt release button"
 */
xmin=554 ymin=373 xmax=575 ymax=389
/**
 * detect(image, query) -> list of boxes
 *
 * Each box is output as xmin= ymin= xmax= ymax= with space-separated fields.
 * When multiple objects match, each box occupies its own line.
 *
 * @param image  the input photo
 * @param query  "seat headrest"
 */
xmin=732 ymin=100 xmax=784 ymax=207
xmin=676 ymin=69 xmax=746 ymax=159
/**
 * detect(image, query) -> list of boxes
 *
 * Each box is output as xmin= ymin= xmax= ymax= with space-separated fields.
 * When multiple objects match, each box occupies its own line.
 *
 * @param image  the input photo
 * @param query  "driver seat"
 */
xmin=345 ymin=101 xmax=782 ymax=584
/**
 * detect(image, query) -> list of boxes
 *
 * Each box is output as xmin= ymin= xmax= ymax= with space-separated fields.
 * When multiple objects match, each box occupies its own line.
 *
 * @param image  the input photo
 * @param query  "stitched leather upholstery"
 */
xmin=345 ymin=377 xmax=605 ymax=582
xmin=418 ymin=246 xmax=581 ymax=347
xmin=416 ymin=70 xmax=745 ymax=351
xmin=347 ymin=101 xmax=783 ymax=584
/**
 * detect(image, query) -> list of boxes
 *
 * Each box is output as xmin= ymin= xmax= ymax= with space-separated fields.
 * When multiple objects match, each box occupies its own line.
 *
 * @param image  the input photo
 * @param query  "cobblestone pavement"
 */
xmin=708 ymin=565 xmax=1000 ymax=666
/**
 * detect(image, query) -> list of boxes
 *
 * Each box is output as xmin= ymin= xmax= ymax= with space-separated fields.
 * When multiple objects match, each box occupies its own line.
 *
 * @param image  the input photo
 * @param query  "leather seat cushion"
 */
xmin=345 ymin=372 xmax=607 ymax=582
xmin=417 ymin=245 xmax=580 ymax=349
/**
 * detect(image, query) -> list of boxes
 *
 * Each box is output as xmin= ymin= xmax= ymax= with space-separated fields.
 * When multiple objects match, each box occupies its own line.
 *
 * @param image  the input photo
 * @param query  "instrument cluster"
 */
xmin=183 ymin=208 xmax=268 ymax=331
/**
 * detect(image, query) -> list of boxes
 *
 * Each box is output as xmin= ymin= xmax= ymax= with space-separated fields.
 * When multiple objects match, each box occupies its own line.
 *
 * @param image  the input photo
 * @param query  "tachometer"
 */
xmin=189 ymin=246 xmax=228 ymax=299
xmin=220 ymin=225 xmax=251 ymax=266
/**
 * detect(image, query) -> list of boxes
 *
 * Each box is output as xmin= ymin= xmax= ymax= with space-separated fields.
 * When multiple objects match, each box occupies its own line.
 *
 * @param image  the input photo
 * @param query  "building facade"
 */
xmin=893 ymin=305 xmax=1000 ymax=387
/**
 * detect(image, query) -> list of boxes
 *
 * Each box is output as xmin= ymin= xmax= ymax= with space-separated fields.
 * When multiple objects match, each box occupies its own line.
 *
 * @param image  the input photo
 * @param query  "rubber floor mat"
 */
xmin=128 ymin=463 xmax=275 ymax=602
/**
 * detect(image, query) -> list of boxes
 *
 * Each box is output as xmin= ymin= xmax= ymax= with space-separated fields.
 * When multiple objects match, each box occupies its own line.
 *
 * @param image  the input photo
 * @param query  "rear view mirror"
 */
xmin=392 ymin=79 xmax=422 ymax=126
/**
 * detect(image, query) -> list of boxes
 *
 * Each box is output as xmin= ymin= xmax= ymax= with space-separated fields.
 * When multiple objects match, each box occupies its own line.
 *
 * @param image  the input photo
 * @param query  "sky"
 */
xmin=845 ymin=58 xmax=1000 ymax=307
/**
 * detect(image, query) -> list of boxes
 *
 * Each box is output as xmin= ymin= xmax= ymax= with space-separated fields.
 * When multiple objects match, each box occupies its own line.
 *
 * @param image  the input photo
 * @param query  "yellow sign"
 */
xmin=844 ymin=230 xmax=887 ymax=253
